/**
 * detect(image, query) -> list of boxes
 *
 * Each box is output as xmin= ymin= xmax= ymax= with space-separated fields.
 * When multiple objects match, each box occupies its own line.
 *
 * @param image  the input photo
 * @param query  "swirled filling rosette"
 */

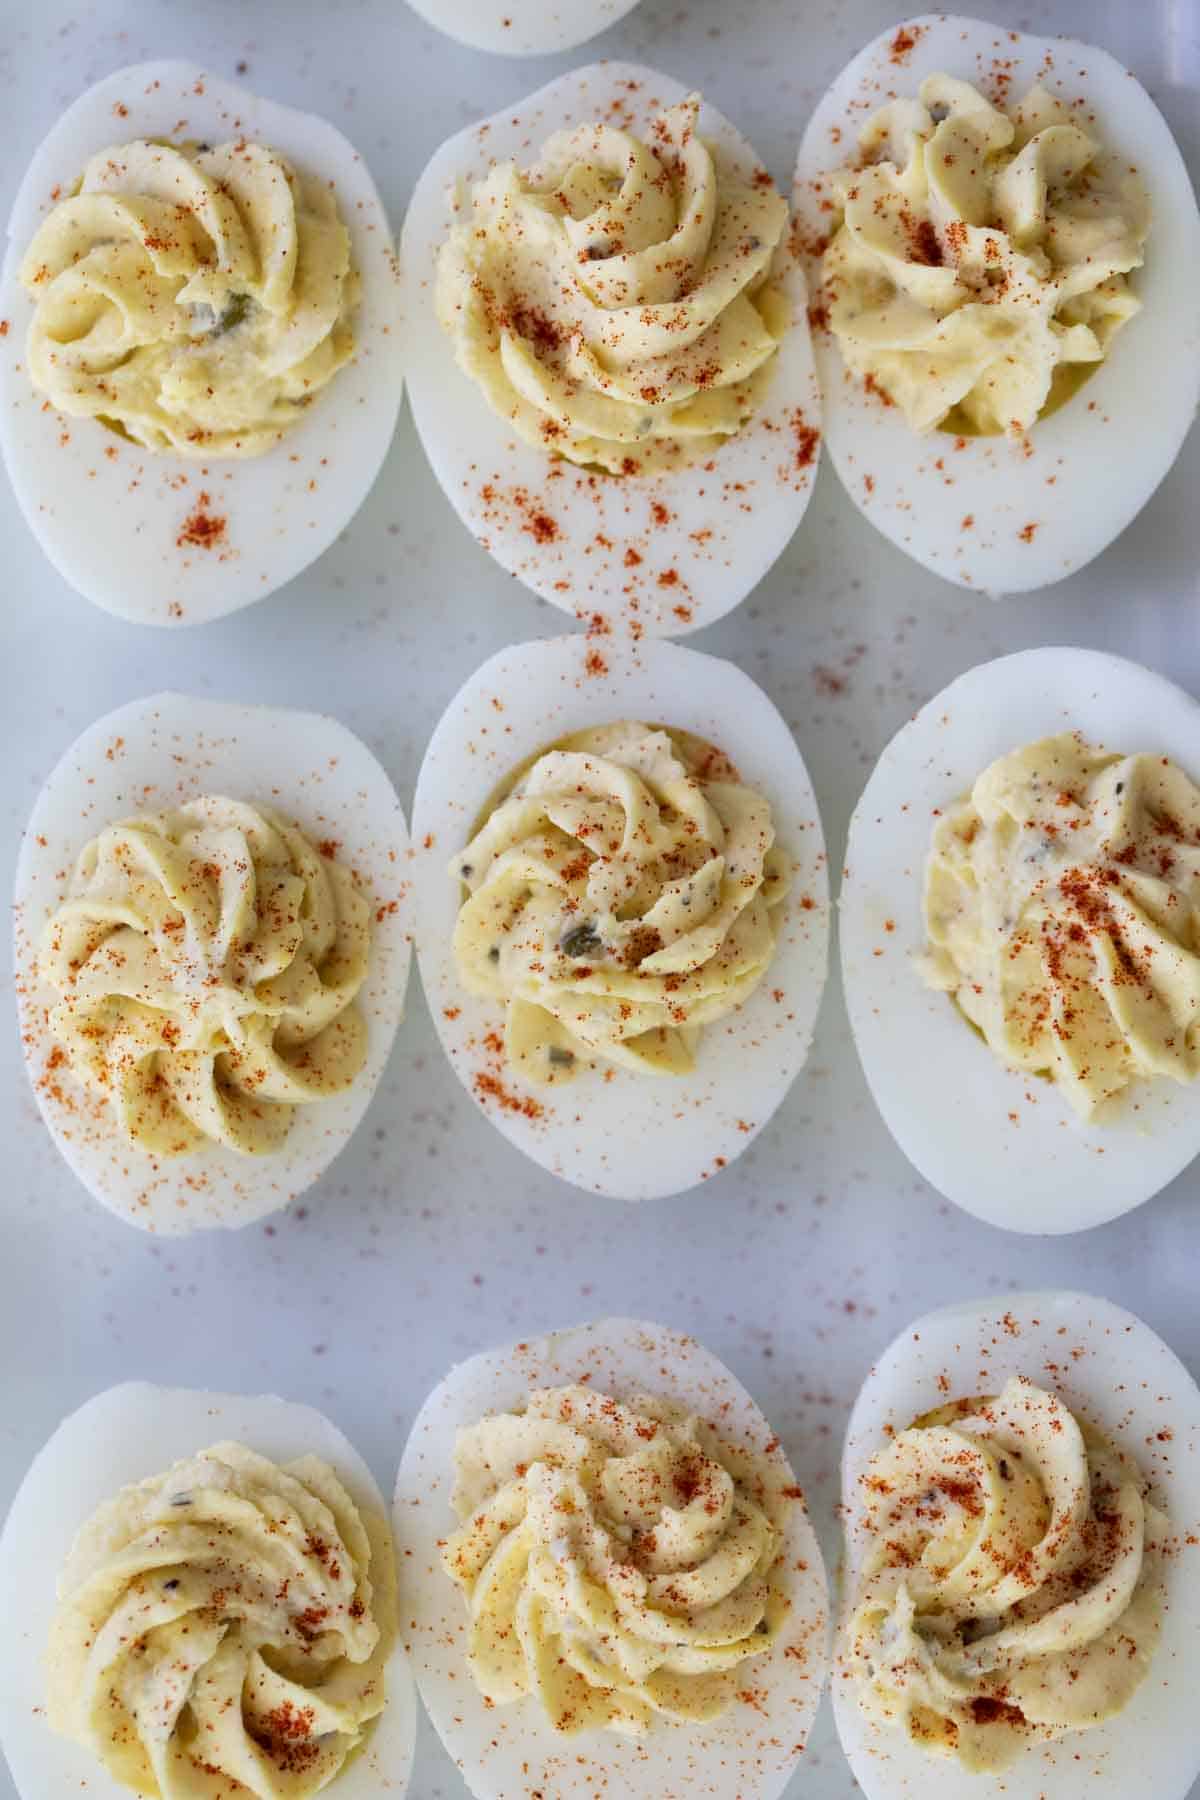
xmin=792 ymin=18 xmax=1200 ymax=596
xmin=833 ymin=1291 xmax=1200 ymax=1800
xmin=443 ymin=1385 xmax=788 ymax=1733
xmin=436 ymin=94 xmax=789 ymax=476
xmin=451 ymin=722 xmax=788 ymax=1083
xmin=395 ymin=1318 xmax=830 ymax=1800
xmin=48 ymin=1444 xmax=393 ymax=1796
xmin=0 ymin=1385 xmax=417 ymax=1800
xmin=839 ymin=647 xmax=1200 ymax=1233
xmin=921 ymin=733 xmax=1200 ymax=1118
xmin=819 ymin=73 xmax=1149 ymax=436
xmin=844 ymin=1376 xmax=1164 ymax=1771
xmin=39 ymin=796 xmax=370 ymax=1157
xmin=0 ymin=63 xmax=403 ymax=626
xmin=21 ymin=137 xmax=358 ymax=456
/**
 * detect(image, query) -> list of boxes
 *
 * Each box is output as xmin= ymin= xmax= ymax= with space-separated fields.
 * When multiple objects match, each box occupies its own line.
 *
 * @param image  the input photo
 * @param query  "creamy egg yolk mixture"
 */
xmin=47 ymin=1443 xmax=395 ymax=1798
xmin=435 ymin=95 xmax=791 ymax=475
xmin=921 ymin=732 xmax=1200 ymax=1117
xmin=442 ymin=1383 xmax=792 ymax=1734
xmin=819 ymin=74 xmax=1149 ymax=435
xmin=843 ymin=1375 xmax=1165 ymax=1771
xmin=39 ymin=796 xmax=370 ymax=1156
xmin=450 ymin=721 xmax=789 ymax=1083
xmin=21 ymin=138 xmax=358 ymax=455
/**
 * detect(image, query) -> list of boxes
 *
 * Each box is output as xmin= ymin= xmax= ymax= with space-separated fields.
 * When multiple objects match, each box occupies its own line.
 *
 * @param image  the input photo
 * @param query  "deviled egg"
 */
xmin=0 ymin=61 xmax=403 ymax=625
xmin=402 ymin=0 xmax=643 ymax=57
xmin=840 ymin=646 xmax=1200 ymax=1233
xmin=0 ymin=1382 xmax=417 ymax=1800
xmin=835 ymin=1289 xmax=1200 ymax=1798
xmin=793 ymin=15 xmax=1200 ymax=593
xmin=403 ymin=63 xmax=822 ymax=634
xmin=395 ymin=1316 xmax=830 ymax=1800
xmin=412 ymin=632 xmax=829 ymax=1198
xmin=14 ymin=692 xmax=412 ymax=1233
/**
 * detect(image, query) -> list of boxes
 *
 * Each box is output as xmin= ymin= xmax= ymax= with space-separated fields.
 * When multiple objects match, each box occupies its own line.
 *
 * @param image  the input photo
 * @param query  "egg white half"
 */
xmin=0 ymin=1383 xmax=417 ymax=1800
xmin=0 ymin=61 xmax=403 ymax=626
xmin=835 ymin=1289 xmax=1200 ymax=1800
xmin=793 ymin=14 xmax=1200 ymax=595
xmin=411 ymin=632 xmax=829 ymax=1198
xmin=394 ymin=1315 xmax=830 ymax=1800
xmin=402 ymin=62 xmax=822 ymax=636
xmin=841 ymin=646 xmax=1200 ymax=1233
xmin=14 ymin=692 xmax=412 ymax=1234
xmin=402 ymin=0 xmax=643 ymax=57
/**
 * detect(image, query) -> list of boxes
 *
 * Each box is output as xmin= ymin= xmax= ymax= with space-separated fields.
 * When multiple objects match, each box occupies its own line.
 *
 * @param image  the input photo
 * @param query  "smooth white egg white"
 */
xmin=793 ymin=14 xmax=1200 ymax=595
xmin=394 ymin=1316 xmax=831 ymax=1800
xmin=0 ymin=61 xmax=403 ymax=626
xmin=13 ymin=692 xmax=413 ymax=1234
xmin=411 ymin=632 xmax=829 ymax=1199
xmin=402 ymin=63 xmax=822 ymax=636
xmin=402 ymin=0 xmax=643 ymax=57
xmin=0 ymin=1383 xmax=417 ymax=1800
xmin=834 ymin=1289 xmax=1200 ymax=1800
xmin=841 ymin=646 xmax=1200 ymax=1233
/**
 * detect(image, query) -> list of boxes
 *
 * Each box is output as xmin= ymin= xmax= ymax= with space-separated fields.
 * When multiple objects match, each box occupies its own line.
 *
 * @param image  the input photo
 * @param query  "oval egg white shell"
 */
xmin=14 ymin=691 xmax=413 ymax=1234
xmin=402 ymin=0 xmax=643 ymax=57
xmin=0 ymin=1383 xmax=417 ymax=1800
xmin=411 ymin=632 xmax=829 ymax=1198
xmin=0 ymin=60 xmax=403 ymax=626
xmin=793 ymin=13 xmax=1200 ymax=595
xmin=402 ymin=62 xmax=822 ymax=636
xmin=841 ymin=646 xmax=1200 ymax=1233
xmin=834 ymin=1289 xmax=1200 ymax=1800
xmin=394 ymin=1315 xmax=831 ymax=1800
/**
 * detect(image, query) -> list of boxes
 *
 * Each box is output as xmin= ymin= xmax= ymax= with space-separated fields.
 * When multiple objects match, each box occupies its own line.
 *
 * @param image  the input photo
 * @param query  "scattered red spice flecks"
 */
xmin=790 ymin=410 xmax=820 ymax=472
xmin=176 ymin=492 xmax=227 ymax=551
xmin=889 ymin=23 xmax=926 ymax=63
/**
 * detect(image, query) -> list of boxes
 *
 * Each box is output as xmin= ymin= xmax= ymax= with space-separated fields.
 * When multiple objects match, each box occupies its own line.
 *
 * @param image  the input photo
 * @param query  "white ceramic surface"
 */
xmin=793 ymin=14 xmax=1200 ymax=595
xmin=402 ymin=60 xmax=822 ymax=635
xmin=834 ymin=1290 xmax=1200 ymax=1800
xmin=402 ymin=0 xmax=645 ymax=57
xmin=0 ymin=1383 xmax=418 ymax=1800
xmin=0 ymin=3 xmax=1198 ymax=1799
xmin=840 ymin=647 xmax=1200 ymax=1234
xmin=14 ymin=692 xmax=413 ymax=1233
xmin=396 ymin=1317 xmax=830 ymax=1800
xmin=412 ymin=633 xmax=829 ymax=1198
xmin=0 ymin=61 xmax=404 ymax=626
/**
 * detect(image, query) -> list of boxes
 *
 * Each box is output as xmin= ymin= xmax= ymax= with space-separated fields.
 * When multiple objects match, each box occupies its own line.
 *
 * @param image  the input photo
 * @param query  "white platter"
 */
xmin=0 ymin=6 xmax=1198 ymax=1800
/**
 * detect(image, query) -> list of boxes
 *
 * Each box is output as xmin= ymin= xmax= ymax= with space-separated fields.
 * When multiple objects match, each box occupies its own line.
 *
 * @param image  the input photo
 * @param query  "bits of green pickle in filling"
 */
xmin=211 ymin=292 xmax=252 ymax=337
xmin=560 ymin=921 xmax=602 ymax=959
